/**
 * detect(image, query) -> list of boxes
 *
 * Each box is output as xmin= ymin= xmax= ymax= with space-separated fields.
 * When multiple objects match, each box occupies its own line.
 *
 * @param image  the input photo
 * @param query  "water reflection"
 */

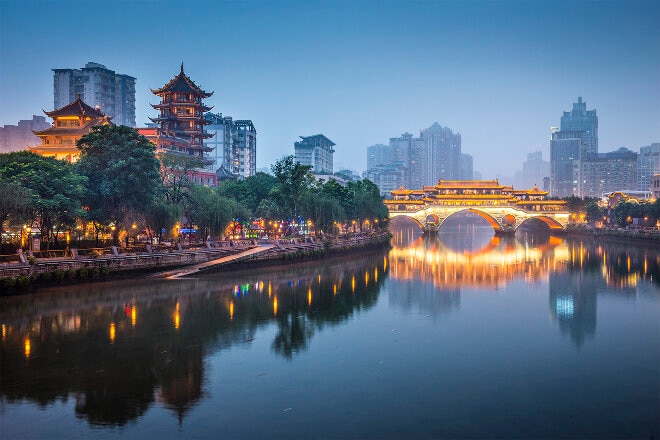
xmin=1 ymin=228 xmax=658 ymax=432
xmin=0 ymin=250 xmax=387 ymax=427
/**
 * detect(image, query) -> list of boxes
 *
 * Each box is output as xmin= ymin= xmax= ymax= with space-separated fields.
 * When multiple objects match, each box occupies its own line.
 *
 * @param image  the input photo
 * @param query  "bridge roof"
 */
xmin=511 ymin=185 xmax=548 ymax=195
xmin=434 ymin=179 xmax=506 ymax=189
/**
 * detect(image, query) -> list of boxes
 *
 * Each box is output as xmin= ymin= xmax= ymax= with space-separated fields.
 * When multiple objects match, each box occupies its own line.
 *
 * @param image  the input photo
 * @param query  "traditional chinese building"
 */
xmin=30 ymin=95 xmax=112 ymax=162
xmin=145 ymin=64 xmax=217 ymax=185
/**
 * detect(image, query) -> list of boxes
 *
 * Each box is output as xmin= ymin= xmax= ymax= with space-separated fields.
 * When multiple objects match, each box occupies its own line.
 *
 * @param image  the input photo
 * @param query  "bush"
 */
xmin=1 ymin=277 xmax=16 ymax=294
xmin=78 ymin=268 xmax=88 ymax=279
xmin=89 ymin=267 xmax=100 ymax=279
xmin=67 ymin=269 xmax=77 ymax=280
xmin=39 ymin=271 xmax=52 ymax=282
xmin=54 ymin=270 xmax=66 ymax=281
xmin=16 ymin=275 xmax=31 ymax=289
xmin=100 ymin=267 xmax=110 ymax=276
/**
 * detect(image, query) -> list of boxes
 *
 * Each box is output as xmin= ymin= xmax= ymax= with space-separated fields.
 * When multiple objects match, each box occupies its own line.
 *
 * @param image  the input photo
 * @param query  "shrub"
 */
xmin=78 ymin=268 xmax=88 ymax=279
xmin=54 ymin=270 xmax=66 ymax=281
xmin=90 ymin=267 xmax=100 ymax=279
xmin=39 ymin=271 xmax=52 ymax=282
xmin=16 ymin=275 xmax=31 ymax=289
xmin=1 ymin=277 xmax=16 ymax=294
xmin=67 ymin=269 xmax=77 ymax=280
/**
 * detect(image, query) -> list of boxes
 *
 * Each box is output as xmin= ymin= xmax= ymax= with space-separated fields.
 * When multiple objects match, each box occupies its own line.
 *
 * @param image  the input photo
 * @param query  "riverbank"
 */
xmin=0 ymin=232 xmax=392 ymax=294
xmin=566 ymin=224 xmax=660 ymax=244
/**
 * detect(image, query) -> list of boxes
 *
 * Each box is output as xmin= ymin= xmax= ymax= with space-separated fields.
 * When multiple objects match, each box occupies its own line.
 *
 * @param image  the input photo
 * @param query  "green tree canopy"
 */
xmin=76 ymin=125 xmax=162 ymax=245
xmin=0 ymin=151 xmax=87 ymax=246
xmin=271 ymin=156 xmax=313 ymax=219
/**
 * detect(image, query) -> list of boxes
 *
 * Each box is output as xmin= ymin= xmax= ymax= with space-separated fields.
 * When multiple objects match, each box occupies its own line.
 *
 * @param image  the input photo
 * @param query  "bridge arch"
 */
xmin=517 ymin=216 xmax=565 ymax=232
xmin=389 ymin=213 xmax=425 ymax=231
xmin=441 ymin=209 xmax=504 ymax=233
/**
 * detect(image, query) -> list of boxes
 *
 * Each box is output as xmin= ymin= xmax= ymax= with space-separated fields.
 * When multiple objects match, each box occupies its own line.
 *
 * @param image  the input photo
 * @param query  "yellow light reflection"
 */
xmin=229 ymin=301 xmax=234 ymax=320
xmin=273 ymin=296 xmax=278 ymax=316
xmin=383 ymin=256 xmax=387 ymax=271
xmin=308 ymin=288 xmax=312 ymax=306
xmin=318 ymin=274 xmax=321 ymax=284
xmin=364 ymin=271 xmax=369 ymax=286
xmin=174 ymin=302 xmax=181 ymax=329
xmin=374 ymin=267 xmax=378 ymax=283
xmin=268 ymin=282 xmax=272 ymax=298
xmin=131 ymin=306 xmax=137 ymax=327
xmin=109 ymin=322 xmax=116 ymax=343
xmin=1 ymin=324 xmax=6 ymax=342
xmin=24 ymin=335 xmax=31 ymax=358
xmin=333 ymin=284 xmax=337 ymax=295
xmin=351 ymin=276 xmax=356 ymax=292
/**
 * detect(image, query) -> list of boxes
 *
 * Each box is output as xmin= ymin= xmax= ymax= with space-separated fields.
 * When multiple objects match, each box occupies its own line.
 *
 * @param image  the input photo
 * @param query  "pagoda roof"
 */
xmin=390 ymin=185 xmax=415 ymax=195
xmin=434 ymin=179 xmax=507 ymax=190
xmin=44 ymin=95 xmax=106 ymax=118
xmin=510 ymin=185 xmax=548 ymax=195
xmin=150 ymin=63 xmax=213 ymax=97
xmin=33 ymin=115 xmax=112 ymax=137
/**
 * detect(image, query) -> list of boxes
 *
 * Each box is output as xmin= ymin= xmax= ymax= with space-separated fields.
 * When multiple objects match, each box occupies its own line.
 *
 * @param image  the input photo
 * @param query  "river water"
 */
xmin=1 ymin=225 xmax=658 ymax=439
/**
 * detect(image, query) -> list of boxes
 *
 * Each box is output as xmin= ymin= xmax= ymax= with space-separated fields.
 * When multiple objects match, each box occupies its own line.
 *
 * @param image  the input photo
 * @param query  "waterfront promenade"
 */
xmin=0 ymin=232 xmax=392 ymax=289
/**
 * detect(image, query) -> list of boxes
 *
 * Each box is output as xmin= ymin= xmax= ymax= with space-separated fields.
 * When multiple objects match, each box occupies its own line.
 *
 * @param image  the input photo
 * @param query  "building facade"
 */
xmin=53 ymin=62 xmax=136 ymax=127
xmin=30 ymin=95 xmax=112 ymax=162
xmin=515 ymin=151 xmax=550 ymax=190
xmin=0 ymin=115 xmax=51 ymax=153
xmin=651 ymin=174 xmax=660 ymax=200
xmin=560 ymin=96 xmax=598 ymax=155
xmin=294 ymin=134 xmax=335 ymax=174
xmin=578 ymin=148 xmax=638 ymax=197
xmin=638 ymin=143 xmax=660 ymax=191
xmin=550 ymin=130 xmax=582 ymax=197
xmin=204 ymin=114 xmax=257 ymax=180
xmin=418 ymin=123 xmax=462 ymax=183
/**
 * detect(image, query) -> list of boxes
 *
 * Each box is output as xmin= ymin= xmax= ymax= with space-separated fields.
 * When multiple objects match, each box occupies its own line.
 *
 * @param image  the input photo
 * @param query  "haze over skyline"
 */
xmin=1 ymin=0 xmax=658 ymax=179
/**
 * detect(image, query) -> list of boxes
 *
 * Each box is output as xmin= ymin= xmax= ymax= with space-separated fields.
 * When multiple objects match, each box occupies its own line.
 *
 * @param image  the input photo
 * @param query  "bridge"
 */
xmin=384 ymin=180 xmax=569 ymax=234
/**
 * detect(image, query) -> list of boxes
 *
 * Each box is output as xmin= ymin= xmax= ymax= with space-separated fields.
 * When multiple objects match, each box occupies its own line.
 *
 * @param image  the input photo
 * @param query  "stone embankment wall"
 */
xmin=0 ymin=233 xmax=392 ymax=293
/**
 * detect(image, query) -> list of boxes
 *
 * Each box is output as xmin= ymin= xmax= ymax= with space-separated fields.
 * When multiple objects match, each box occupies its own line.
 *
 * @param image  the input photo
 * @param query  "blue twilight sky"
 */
xmin=1 ymin=0 xmax=658 ymax=179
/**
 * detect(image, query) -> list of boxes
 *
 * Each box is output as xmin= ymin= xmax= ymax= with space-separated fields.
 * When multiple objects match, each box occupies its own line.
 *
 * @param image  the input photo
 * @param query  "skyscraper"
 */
xmin=418 ymin=123 xmax=462 ymax=183
xmin=551 ymin=97 xmax=599 ymax=197
xmin=53 ymin=62 xmax=136 ymax=127
xmin=560 ymin=96 xmax=598 ymax=155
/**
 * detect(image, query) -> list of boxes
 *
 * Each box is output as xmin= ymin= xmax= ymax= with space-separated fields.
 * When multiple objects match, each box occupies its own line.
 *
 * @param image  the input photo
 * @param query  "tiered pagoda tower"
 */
xmin=149 ymin=64 xmax=214 ymax=159
xmin=30 ymin=95 xmax=112 ymax=163
xmin=145 ymin=64 xmax=217 ymax=185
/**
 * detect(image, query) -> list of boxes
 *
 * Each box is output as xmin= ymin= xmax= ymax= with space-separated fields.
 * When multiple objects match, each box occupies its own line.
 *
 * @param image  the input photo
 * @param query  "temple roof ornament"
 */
xmin=150 ymin=63 xmax=213 ymax=97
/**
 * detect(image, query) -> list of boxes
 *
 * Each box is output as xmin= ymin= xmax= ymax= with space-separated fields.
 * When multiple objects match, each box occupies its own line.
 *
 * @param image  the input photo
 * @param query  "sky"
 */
xmin=1 ymin=0 xmax=658 ymax=179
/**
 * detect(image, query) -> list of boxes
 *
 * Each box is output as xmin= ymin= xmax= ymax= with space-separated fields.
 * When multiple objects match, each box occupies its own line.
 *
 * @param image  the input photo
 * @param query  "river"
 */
xmin=1 ymin=224 xmax=658 ymax=439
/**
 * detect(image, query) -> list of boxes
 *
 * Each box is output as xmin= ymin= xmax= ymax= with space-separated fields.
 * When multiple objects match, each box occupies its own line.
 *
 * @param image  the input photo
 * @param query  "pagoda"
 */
xmin=144 ymin=64 xmax=217 ymax=185
xmin=30 ymin=95 xmax=112 ymax=163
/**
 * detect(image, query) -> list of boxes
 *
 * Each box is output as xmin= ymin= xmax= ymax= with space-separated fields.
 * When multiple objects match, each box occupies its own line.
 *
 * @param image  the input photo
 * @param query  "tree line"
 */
xmin=0 ymin=125 xmax=388 ymax=249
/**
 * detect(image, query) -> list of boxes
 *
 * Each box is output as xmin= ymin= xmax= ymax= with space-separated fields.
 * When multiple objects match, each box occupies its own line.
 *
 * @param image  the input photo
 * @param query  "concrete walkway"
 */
xmin=155 ymin=245 xmax=274 ymax=279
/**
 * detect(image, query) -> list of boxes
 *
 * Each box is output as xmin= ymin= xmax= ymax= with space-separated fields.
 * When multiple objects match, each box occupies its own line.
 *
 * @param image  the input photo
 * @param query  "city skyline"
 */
xmin=1 ymin=0 xmax=658 ymax=178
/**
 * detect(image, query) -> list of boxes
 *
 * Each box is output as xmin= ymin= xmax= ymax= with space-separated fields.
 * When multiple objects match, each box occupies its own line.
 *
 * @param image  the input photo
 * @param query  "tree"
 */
xmin=0 ymin=180 xmax=32 ymax=242
xmin=271 ymin=156 xmax=313 ymax=219
xmin=585 ymin=201 xmax=604 ymax=224
xmin=185 ymin=185 xmax=233 ymax=241
xmin=160 ymin=151 xmax=206 ymax=205
xmin=76 ymin=125 xmax=162 ymax=245
xmin=216 ymin=172 xmax=277 ymax=209
xmin=0 ymin=151 xmax=87 ymax=248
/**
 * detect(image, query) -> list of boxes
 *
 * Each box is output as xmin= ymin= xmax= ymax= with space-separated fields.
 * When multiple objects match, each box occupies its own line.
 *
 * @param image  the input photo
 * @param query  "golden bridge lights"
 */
xmin=109 ymin=322 xmax=116 ymax=343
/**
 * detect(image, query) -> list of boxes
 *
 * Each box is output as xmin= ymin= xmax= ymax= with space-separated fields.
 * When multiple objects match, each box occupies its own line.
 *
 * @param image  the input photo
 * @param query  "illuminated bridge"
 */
xmin=384 ymin=180 xmax=569 ymax=234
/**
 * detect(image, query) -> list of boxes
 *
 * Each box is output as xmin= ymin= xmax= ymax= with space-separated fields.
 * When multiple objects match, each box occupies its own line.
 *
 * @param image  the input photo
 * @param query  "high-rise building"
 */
xmin=53 ymin=62 xmax=136 ymax=127
xmin=560 ymin=96 xmax=598 ymax=155
xmin=367 ymin=143 xmax=391 ymax=170
xmin=363 ymin=163 xmax=406 ymax=196
xmin=550 ymin=130 xmax=583 ymax=198
xmin=418 ymin=123 xmax=462 ymax=183
xmin=294 ymin=134 xmax=335 ymax=174
xmin=461 ymin=153 xmax=474 ymax=180
xmin=515 ymin=151 xmax=550 ymax=190
xmin=578 ymin=148 xmax=638 ymax=197
xmin=550 ymin=98 xmax=599 ymax=197
xmin=651 ymin=174 xmax=660 ymax=199
xmin=638 ymin=143 xmax=660 ymax=191
xmin=233 ymin=120 xmax=257 ymax=179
